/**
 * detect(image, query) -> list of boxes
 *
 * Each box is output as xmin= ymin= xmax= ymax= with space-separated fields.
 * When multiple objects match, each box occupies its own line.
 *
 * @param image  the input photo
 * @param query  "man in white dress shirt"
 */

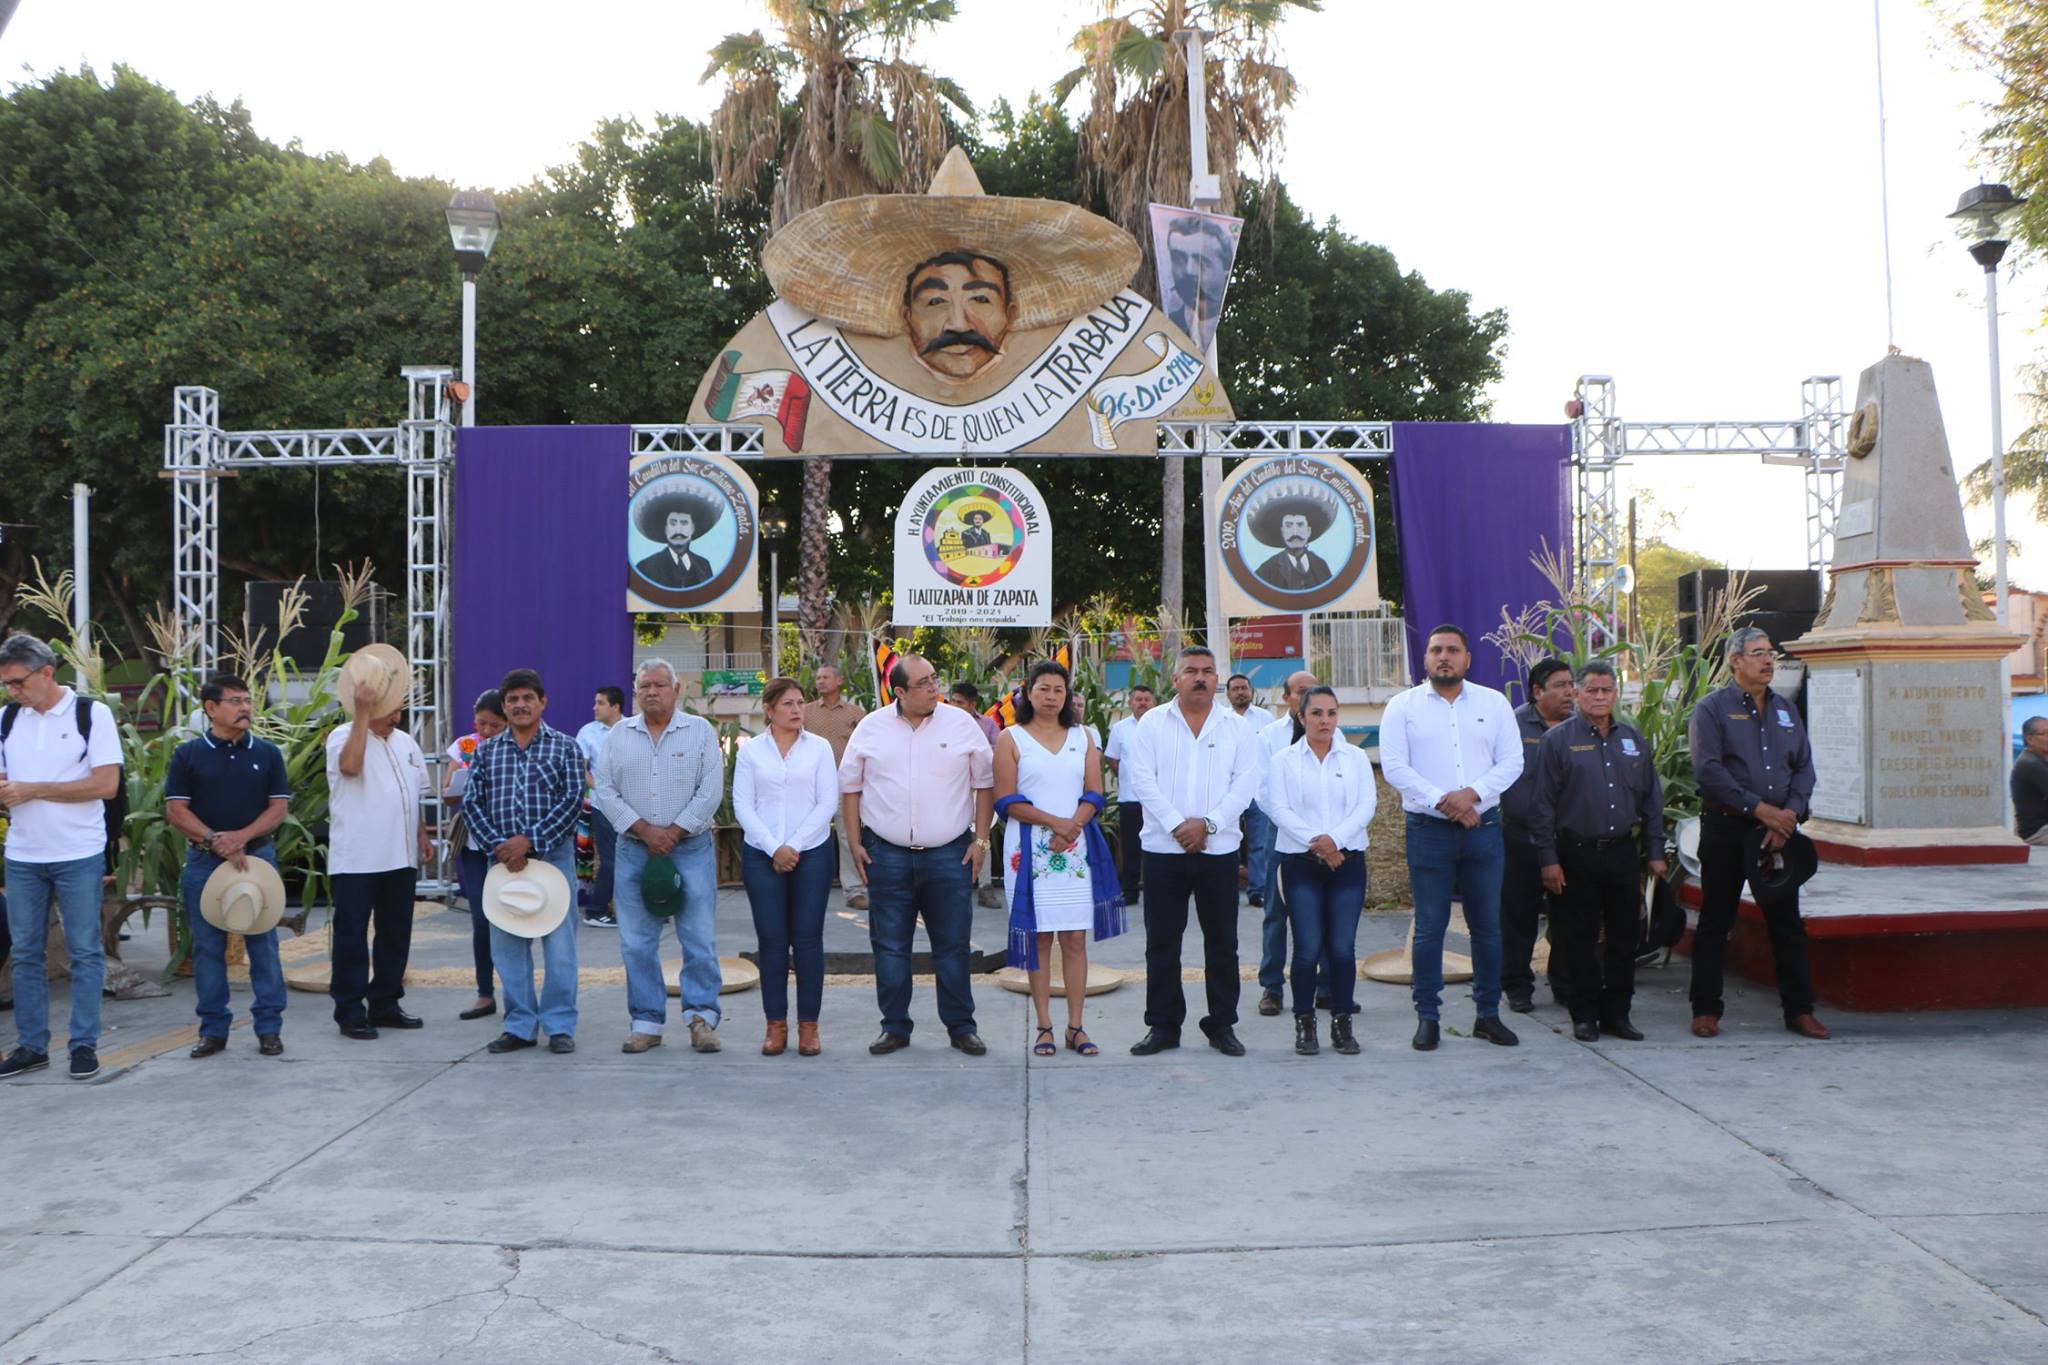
xmin=1122 ymin=647 xmax=1264 ymax=1058
xmin=1379 ymin=625 xmax=1523 ymax=1052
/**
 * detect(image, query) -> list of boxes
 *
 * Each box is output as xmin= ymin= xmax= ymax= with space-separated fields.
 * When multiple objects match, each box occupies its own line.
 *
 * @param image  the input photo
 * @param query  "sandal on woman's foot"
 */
xmin=1033 ymin=1027 xmax=1057 ymax=1057
xmin=1065 ymin=1027 xmax=1099 ymax=1056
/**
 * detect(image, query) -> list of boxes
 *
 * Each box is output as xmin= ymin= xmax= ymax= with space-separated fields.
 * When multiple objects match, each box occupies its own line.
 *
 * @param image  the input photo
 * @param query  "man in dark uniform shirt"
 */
xmin=1498 ymin=657 xmax=1576 ymax=1012
xmin=1688 ymin=628 xmax=1828 ymax=1040
xmin=2010 ymin=716 xmax=2048 ymax=843
xmin=1530 ymin=660 xmax=1665 ymax=1041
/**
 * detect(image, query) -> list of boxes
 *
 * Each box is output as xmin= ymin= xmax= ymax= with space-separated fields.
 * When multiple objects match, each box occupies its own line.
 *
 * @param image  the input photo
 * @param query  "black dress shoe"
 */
xmin=458 ymin=1000 xmax=498 ymax=1021
xmin=1412 ymin=1019 xmax=1440 ymax=1052
xmin=1330 ymin=1014 xmax=1360 ymax=1055
xmin=868 ymin=1031 xmax=910 ymax=1055
xmin=1572 ymin=1020 xmax=1600 ymax=1043
xmin=950 ymin=1032 xmax=987 ymax=1056
xmin=190 ymin=1036 xmax=227 ymax=1059
xmin=549 ymin=1034 xmax=575 ymax=1054
xmin=257 ymin=1034 xmax=285 ymax=1056
xmin=1247 ymin=892 xmax=1264 ymax=908
xmin=338 ymin=1022 xmax=380 ymax=1041
xmin=1472 ymin=1016 xmax=1521 ymax=1047
xmin=1505 ymin=988 xmax=1535 ymax=1014
xmin=369 ymin=1008 xmax=424 ymax=1030
xmin=486 ymin=1032 xmax=537 ymax=1054
xmin=1257 ymin=990 xmax=1283 ymax=1016
xmin=1128 ymin=1028 xmax=1180 ymax=1056
xmin=1293 ymin=1016 xmax=1319 ymax=1056
xmin=1600 ymin=1016 xmax=1644 ymax=1041
xmin=1207 ymin=1028 xmax=1246 ymax=1057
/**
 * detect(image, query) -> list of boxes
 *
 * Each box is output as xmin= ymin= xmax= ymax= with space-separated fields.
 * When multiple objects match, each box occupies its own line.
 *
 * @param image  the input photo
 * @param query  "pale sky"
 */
xmin=8 ymin=0 xmax=2046 ymax=583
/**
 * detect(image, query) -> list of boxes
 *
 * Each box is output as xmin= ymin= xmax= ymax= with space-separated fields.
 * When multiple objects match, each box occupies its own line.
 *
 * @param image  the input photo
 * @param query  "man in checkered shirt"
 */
xmin=463 ymin=668 xmax=587 ymax=1055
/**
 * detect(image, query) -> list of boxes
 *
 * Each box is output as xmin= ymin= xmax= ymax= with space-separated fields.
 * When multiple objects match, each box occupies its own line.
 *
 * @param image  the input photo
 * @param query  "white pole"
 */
xmin=70 ymin=482 xmax=91 ymax=640
xmin=769 ymin=549 xmax=780 ymax=680
xmin=1987 ymin=265 xmax=2008 ymax=626
xmin=461 ymin=274 xmax=478 ymax=428
xmin=1181 ymin=27 xmax=1229 ymax=669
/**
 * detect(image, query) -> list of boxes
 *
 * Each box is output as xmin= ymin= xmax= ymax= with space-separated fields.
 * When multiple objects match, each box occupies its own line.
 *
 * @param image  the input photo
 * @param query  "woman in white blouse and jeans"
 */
xmin=1259 ymin=686 xmax=1377 ymax=1056
xmin=734 ymin=677 xmax=839 ymax=1056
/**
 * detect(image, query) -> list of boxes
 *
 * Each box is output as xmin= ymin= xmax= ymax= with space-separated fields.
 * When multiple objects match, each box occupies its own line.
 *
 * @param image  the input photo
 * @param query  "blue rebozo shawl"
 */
xmin=993 ymin=790 xmax=1126 ymax=971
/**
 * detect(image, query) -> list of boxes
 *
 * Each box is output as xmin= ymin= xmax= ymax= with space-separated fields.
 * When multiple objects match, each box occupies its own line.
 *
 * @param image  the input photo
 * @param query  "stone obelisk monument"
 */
xmin=1790 ymin=354 xmax=2025 ymax=864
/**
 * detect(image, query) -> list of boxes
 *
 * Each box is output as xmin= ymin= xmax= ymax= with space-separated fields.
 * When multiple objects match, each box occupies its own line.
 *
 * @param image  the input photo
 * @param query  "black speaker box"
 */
xmin=243 ymin=580 xmax=384 ymax=669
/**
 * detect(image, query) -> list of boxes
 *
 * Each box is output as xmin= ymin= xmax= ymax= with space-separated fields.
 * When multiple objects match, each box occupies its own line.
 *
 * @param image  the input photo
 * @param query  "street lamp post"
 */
xmin=761 ymin=503 xmax=791 ymax=680
xmin=1948 ymin=183 xmax=2029 ymax=632
xmin=443 ymin=190 xmax=502 ymax=428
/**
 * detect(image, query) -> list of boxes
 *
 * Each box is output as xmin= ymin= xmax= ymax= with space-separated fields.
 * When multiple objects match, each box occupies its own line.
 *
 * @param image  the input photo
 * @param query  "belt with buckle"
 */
xmin=1559 ymin=830 xmax=1635 ymax=850
xmin=1707 ymin=804 xmax=1758 ymax=821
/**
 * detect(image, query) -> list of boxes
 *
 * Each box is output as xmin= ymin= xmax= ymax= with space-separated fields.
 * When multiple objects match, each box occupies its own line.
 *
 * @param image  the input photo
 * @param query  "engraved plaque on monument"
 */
xmin=1787 ymin=354 xmax=2025 ymax=863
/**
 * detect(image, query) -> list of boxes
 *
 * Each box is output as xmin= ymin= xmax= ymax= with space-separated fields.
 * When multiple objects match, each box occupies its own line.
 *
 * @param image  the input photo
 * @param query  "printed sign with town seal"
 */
xmin=893 ymin=467 xmax=1051 ymax=626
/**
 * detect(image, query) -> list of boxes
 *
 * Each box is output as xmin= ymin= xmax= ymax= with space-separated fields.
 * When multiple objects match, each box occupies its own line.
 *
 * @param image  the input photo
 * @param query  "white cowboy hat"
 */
xmin=760 ymin=146 xmax=1140 ymax=338
xmin=199 ymin=858 xmax=287 ymax=936
xmin=336 ymin=643 xmax=412 ymax=720
xmin=481 ymin=860 xmax=571 ymax=939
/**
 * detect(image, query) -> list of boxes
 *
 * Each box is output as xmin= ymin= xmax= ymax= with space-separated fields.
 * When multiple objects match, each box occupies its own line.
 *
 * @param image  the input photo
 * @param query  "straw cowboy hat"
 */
xmin=761 ymin=146 xmax=1141 ymax=338
xmin=336 ymin=643 xmax=411 ymax=720
xmin=632 ymin=480 xmax=726 ymax=543
xmin=1245 ymin=477 xmax=1342 ymax=548
xmin=199 ymin=858 xmax=287 ymax=936
xmin=482 ymin=859 xmax=572 ymax=939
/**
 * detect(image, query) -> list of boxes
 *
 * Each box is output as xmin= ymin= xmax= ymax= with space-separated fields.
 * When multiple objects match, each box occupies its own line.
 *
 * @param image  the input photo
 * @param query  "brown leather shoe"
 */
xmin=1785 ymin=1013 xmax=1832 ymax=1040
xmin=762 ymin=1020 xmax=788 ymax=1056
xmin=797 ymin=1021 xmax=821 ymax=1056
xmin=189 ymin=1035 xmax=228 ymax=1059
xmin=1690 ymin=1015 xmax=1720 ymax=1038
xmin=620 ymin=1033 xmax=663 ymax=1054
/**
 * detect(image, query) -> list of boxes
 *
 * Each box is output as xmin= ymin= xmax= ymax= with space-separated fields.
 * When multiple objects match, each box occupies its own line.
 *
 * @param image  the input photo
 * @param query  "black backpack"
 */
xmin=1 ymin=695 xmax=128 ymax=870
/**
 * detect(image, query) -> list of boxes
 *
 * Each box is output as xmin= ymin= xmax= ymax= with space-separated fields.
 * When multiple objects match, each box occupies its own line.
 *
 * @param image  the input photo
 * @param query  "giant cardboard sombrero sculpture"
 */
xmin=691 ymin=147 xmax=1231 ymax=455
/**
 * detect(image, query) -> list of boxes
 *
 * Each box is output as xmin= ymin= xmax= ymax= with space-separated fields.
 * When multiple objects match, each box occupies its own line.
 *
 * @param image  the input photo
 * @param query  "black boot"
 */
xmin=1294 ymin=1014 xmax=1319 ymax=1056
xmin=1329 ymin=1013 xmax=1359 ymax=1055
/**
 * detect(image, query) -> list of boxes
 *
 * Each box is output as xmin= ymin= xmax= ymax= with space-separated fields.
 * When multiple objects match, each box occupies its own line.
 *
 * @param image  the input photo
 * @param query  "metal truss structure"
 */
xmin=626 ymin=420 xmax=1397 ymax=460
xmin=1572 ymin=375 xmax=1847 ymax=620
xmin=165 ymin=367 xmax=456 ymax=892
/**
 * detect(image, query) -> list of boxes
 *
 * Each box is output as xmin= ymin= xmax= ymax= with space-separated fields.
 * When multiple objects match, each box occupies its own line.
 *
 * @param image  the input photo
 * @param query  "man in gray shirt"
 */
xmin=594 ymin=659 xmax=727 ymax=1055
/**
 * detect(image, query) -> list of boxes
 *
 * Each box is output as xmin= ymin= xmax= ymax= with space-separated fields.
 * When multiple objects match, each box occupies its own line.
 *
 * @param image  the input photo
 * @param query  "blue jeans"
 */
xmin=613 ymin=831 xmax=721 ymax=1033
xmin=1243 ymin=802 xmax=1274 ymax=897
xmin=4 ymin=853 xmax=105 ymax=1053
xmin=487 ymin=839 xmax=579 ymax=1040
xmin=863 ymin=831 xmax=975 ymax=1038
xmin=1279 ymin=852 xmax=1365 ymax=1017
xmin=1405 ymin=811 xmax=1505 ymax=1020
xmin=588 ymin=807 xmax=617 ymax=915
xmin=183 ymin=846 xmax=286 ymax=1039
xmin=741 ymin=842 xmax=831 ymax=1022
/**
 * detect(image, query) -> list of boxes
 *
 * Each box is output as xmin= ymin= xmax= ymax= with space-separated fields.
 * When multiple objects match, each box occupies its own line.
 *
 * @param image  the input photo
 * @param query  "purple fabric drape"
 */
xmin=1390 ymin=423 xmax=1572 ymax=693
xmin=453 ymin=425 xmax=636 ymax=737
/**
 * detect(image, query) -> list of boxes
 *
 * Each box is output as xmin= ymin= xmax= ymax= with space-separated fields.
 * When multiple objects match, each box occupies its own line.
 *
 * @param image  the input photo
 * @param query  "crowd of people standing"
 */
xmin=0 ymin=615 xmax=1838 ymax=1081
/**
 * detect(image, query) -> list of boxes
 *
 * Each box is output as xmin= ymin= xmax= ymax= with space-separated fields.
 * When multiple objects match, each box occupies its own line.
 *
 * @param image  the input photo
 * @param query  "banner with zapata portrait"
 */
xmin=1147 ymin=203 xmax=1243 ymax=358
xmin=625 ymin=453 xmax=762 ymax=614
xmin=1216 ymin=456 xmax=1380 ymax=617
xmin=893 ymin=466 xmax=1051 ymax=627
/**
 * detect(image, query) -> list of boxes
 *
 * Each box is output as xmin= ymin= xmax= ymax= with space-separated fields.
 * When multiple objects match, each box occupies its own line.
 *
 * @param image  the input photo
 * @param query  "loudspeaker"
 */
xmin=243 ymin=580 xmax=385 ymax=669
xmin=1678 ymin=569 xmax=1821 ymax=650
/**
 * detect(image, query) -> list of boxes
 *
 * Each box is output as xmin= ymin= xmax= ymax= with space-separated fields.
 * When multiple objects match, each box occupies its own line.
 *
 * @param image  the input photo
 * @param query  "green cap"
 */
xmin=639 ymin=853 xmax=683 ymax=917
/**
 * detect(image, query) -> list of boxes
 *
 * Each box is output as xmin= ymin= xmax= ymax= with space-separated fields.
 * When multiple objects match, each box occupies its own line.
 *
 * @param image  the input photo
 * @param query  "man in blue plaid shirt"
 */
xmin=464 ymin=668 xmax=587 ymax=1054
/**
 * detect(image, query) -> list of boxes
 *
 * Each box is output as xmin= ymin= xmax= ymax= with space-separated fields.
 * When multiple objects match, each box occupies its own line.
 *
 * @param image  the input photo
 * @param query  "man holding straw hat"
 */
xmin=325 ymin=645 xmax=432 ymax=1040
xmin=164 ymin=672 xmax=293 ymax=1057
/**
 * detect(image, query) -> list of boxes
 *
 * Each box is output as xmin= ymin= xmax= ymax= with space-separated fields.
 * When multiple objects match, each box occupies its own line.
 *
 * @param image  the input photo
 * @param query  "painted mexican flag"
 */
xmin=706 ymin=351 xmax=812 ymax=452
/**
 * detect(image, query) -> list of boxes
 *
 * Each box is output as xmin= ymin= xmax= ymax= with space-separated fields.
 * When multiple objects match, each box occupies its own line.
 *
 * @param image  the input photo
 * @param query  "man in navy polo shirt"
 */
xmin=164 ymin=673 xmax=293 ymax=1057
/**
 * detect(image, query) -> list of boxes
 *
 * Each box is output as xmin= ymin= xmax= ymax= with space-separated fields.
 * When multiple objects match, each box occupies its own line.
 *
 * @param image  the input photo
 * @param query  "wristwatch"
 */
xmin=1203 ymin=817 xmax=1218 ymax=836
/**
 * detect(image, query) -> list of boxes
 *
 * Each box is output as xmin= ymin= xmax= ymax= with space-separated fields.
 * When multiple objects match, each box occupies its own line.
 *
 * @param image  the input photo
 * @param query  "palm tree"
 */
xmin=1053 ymin=0 xmax=1316 ymax=642
xmin=703 ymin=0 xmax=972 ymax=657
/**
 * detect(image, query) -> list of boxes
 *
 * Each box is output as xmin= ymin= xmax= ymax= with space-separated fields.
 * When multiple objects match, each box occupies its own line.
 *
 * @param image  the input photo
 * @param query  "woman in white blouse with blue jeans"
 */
xmin=1258 ymin=686 xmax=1377 ymax=1056
xmin=734 ymin=677 xmax=840 ymax=1057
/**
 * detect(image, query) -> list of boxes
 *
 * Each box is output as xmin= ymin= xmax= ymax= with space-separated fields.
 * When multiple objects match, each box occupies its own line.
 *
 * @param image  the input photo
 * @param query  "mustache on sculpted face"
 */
xmin=923 ymin=329 xmax=997 ymax=355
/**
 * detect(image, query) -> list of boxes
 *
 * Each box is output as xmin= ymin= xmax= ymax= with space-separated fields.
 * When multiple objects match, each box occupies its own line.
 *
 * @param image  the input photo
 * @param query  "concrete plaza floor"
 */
xmin=3 ymin=890 xmax=2046 ymax=1363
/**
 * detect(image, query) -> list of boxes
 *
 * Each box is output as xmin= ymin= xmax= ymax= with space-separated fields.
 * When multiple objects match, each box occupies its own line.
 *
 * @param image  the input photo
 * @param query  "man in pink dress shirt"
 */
xmin=840 ymin=655 xmax=995 ymax=1056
